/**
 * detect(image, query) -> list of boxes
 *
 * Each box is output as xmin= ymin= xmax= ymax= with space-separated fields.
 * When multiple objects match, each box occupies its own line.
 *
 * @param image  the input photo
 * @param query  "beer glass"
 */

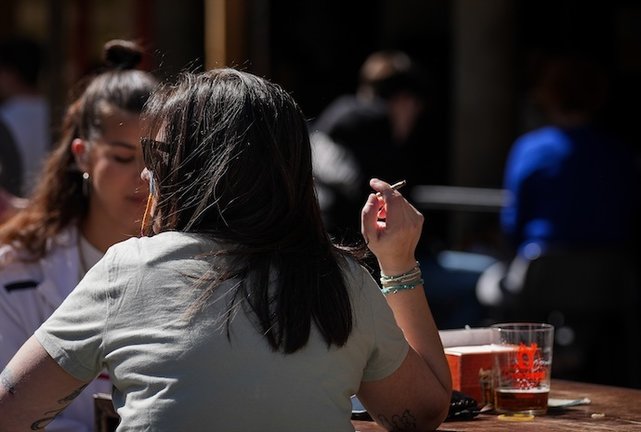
xmin=491 ymin=323 xmax=554 ymax=415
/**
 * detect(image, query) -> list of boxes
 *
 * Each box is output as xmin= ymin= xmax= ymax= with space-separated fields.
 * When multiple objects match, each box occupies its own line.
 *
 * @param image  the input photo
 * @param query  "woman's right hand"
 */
xmin=358 ymin=179 xmax=452 ymax=431
xmin=361 ymin=178 xmax=424 ymax=276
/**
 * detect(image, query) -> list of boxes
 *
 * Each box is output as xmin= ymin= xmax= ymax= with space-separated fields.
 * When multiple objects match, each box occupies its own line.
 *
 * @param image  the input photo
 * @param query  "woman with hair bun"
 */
xmin=0 ymin=39 xmax=157 ymax=431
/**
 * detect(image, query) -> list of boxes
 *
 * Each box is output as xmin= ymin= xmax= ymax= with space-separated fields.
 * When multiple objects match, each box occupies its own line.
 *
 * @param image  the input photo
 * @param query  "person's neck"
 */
xmin=79 ymin=214 xmax=134 ymax=253
xmin=549 ymin=110 xmax=590 ymax=128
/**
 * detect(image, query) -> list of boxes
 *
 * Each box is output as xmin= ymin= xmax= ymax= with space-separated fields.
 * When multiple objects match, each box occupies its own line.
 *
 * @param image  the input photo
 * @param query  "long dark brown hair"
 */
xmin=142 ymin=69 xmax=354 ymax=353
xmin=0 ymin=40 xmax=157 ymax=261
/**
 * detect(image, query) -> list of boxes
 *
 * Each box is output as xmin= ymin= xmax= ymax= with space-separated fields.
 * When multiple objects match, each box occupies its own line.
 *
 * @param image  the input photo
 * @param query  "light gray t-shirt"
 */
xmin=35 ymin=231 xmax=408 ymax=431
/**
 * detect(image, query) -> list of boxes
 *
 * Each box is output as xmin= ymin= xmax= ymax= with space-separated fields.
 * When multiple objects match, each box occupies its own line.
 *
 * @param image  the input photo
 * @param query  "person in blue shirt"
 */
xmin=502 ymin=55 xmax=639 ymax=259
xmin=482 ymin=55 xmax=641 ymax=387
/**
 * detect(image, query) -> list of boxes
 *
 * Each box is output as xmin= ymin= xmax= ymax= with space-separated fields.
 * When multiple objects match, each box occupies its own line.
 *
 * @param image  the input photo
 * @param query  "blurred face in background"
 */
xmin=74 ymin=105 xmax=148 ymax=238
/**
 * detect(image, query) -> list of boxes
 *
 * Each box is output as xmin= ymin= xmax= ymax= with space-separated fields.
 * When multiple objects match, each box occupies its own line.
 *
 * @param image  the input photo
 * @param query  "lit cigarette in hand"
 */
xmin=376 ymin=180 xmax=407 ymax=196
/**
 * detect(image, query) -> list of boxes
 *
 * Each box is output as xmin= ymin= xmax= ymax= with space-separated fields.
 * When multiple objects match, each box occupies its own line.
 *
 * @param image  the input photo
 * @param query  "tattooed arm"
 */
xmin=0 ymin=336 xmax=90 ymax=431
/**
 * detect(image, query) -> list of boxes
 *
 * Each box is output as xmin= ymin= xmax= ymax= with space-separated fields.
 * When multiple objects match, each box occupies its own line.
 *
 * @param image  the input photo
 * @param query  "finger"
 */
xmin=369 ymin=178 xmax=393 ymax=196
xmin=369 ymin=178 xmax=396 ymax=219
xmin=361 ymin=193 xmax=380 ymax=244
xmin=379 ymin=192 xmax=409 ymax=232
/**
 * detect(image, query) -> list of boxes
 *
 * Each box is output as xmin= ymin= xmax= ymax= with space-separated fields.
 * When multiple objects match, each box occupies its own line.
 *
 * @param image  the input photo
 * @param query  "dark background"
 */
xmin=2 ymin=0 xmax=640 ymax=252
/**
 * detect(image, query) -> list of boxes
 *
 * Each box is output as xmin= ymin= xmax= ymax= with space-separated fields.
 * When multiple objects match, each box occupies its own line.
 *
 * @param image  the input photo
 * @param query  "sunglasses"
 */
xmin=140 ymin=137 xmax=170 ymax=180
xmin=140 ymin=137 xmax=170 ymax=236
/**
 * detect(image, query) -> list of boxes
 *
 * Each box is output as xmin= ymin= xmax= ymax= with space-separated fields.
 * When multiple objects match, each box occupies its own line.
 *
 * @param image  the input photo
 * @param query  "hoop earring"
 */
xmin=82 ymin=172 xmax=90 ymax=197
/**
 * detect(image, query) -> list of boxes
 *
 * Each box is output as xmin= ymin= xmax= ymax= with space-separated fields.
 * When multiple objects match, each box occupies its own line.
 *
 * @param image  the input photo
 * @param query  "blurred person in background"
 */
xmin=312 ymin=51 xmax=489 ymax=330
xmin=477 ymin=54 xmax=641 ymax=386
xmin=311 ymin=50 xmax=447 ymax=247
xmin=0 ymin=39 xmax=157 ymax=431
xmin=0 ymin=118 xmax=27 ymax=222
xmin=0 ymin=36 xmax=50 ymax=195
xmin=501 ymin=55 xmax=638 ymax=258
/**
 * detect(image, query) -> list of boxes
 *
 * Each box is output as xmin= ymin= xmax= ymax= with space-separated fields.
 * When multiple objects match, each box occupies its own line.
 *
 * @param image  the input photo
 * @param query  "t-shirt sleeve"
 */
xmin=34 ymin=249 xmax=116 ymax=382
xmin=348 ymin=261 xmax=409 ymax=382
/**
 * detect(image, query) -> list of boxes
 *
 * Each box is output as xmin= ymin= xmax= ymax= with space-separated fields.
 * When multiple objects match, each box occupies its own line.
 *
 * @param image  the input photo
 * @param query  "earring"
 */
xmin=82 ymin=172 xmax=90 ymax=197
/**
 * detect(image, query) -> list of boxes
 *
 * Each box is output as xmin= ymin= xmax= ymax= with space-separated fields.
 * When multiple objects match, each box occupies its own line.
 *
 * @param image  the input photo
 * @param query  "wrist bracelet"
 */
xmin=381 ymin=278 xmax=424 ymax=296
xmin=380 ymin=261 xmax=421 ymax=287
xmin=380 ymin=270 xmax=421 ymax=287
xmin=380 ymin=261 xmax=420 ymax=280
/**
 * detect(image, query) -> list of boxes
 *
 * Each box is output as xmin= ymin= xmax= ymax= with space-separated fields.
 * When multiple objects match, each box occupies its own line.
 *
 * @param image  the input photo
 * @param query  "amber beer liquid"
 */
xmin=494 ymin=388 xmax=549 ymax=415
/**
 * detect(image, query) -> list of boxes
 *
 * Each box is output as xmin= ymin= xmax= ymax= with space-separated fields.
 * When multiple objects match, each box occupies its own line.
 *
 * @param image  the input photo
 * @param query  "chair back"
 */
xmin=94 ymin=393 xmax=120 ymax=432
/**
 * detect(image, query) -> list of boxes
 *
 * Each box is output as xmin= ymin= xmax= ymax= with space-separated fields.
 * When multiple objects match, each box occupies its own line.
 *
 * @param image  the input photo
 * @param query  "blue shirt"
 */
xmin=501 ymin=125 xmax=639 ymax=257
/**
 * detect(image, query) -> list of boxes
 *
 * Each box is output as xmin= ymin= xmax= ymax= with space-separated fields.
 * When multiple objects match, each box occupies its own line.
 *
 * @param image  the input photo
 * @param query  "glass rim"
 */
xmin=490 ymin=322 xmax=554 ymax=332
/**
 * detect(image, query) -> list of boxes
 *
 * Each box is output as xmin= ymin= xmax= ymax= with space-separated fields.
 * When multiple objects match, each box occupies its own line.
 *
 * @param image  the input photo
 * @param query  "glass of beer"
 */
xmin=491 ymin=323 xmax=554 ymax=415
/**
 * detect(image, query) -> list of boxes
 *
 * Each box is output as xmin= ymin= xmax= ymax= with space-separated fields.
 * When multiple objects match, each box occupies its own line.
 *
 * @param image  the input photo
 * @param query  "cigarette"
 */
xmin=376 ymin=180 xmax=407 ymax=196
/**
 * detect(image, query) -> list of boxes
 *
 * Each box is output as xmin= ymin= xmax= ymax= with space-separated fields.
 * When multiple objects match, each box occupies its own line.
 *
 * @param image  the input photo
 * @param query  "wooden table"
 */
xmin=353 ymin=380 xmax=641 ymax=431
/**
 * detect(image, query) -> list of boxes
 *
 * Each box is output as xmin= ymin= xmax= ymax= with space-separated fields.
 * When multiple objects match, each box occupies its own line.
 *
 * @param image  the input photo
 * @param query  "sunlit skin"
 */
xmin=72 ymin=106 xmax=148 ymax=252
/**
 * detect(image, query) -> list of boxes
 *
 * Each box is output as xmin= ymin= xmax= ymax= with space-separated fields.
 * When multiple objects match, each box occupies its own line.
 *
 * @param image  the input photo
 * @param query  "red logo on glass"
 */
xmin=504 ymin=343 xmax=547 ymax=389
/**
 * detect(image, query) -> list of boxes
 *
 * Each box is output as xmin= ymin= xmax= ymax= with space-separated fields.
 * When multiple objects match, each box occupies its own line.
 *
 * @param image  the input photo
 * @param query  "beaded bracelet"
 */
xmin=380 ymin=261 xmax=421 ymax=286
xmin=380 ymin=271 xmax=421 ymax=288
xmin=381 ymin=278 xmax=424 ymax=296
xmin=380 ymin=261 xmax=423 ymax=295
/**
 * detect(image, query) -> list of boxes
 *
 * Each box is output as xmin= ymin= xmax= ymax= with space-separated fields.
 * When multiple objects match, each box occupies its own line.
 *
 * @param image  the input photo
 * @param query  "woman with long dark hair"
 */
xmin=0 ymin=69 xmax=450 ymax=431
xmin=0 ymin=39 xmax=157 ymax=430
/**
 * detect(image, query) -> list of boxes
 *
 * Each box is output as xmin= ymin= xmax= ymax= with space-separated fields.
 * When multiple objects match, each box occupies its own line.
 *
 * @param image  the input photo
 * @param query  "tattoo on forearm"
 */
xmin=377 ymin=409 xmax=417 ymax=431
xmin=57 ymin=383 xmax=88 ymax=404
xmin=31 ymin=415 xmax=58 ymax=430
xmin=0 ymin=367 xmax=16 ymax=395
xmin=29 ymin=383 xmax=89 ymax=430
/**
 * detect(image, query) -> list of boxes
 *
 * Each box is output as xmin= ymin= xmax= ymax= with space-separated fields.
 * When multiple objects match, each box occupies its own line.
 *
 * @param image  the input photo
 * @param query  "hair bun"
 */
xmin=103 ymin=39 xmax=143 ymax=70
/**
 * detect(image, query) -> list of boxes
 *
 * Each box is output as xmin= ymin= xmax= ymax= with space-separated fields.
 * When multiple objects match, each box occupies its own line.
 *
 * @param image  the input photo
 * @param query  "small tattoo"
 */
xmin=32 ymin=404 xmax=69 ymax=429
xmin=28 ymin=383 xmax=89 ymax=429
xmin=378 ymin=409 xmax=417 ymax=431
xmin=0 ymin=367 xmax=16 ymax=395
xmin=31 ymin=415 xmax=58 ymax=430
xmin=57 ymin=383 xmax=89 ymax=404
